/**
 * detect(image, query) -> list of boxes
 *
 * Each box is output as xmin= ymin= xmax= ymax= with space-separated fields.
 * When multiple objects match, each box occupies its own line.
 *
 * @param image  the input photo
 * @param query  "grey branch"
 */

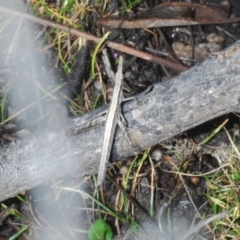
xmin=0 ymin=41 xmax=240 ymax=202
xmin=97 ymin=56 xmax=123 ymax=186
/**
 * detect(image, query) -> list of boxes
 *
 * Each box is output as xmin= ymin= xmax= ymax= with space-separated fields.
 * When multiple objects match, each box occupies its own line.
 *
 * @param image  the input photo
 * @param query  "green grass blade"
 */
xmin=91 ymin=31 xmax=111 ymax=76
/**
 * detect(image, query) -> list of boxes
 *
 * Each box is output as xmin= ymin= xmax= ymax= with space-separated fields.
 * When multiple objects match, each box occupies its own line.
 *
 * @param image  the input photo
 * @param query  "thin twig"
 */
xmin=0 ymin=6 xmax=188 ymax=73
xmin=179 ymin=211 xmax=230 ymax=240
xmin=97 ymin=16 xmax=240 ymax=29
xmin=106 ymin=173 xmax=157 ymax=226
xmin=97 ymin=56 xmax=124 ymax=186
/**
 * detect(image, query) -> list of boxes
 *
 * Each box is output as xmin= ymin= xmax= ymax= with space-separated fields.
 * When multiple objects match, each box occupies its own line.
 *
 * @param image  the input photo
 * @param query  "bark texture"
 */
xmin=0 ymin=41 xmax=240 ymax=202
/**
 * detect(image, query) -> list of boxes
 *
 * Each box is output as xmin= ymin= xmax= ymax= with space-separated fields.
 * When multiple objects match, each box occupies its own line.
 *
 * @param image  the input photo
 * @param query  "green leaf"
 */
xmin=88 ymin=219 xmax=113 ymax=240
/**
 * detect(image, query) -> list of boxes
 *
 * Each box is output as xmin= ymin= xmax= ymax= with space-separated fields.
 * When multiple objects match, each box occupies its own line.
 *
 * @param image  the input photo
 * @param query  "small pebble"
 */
xmin=190 ymin=176 xmax=200 ymax=185
xmin=151 ymin=149 xmax=163 ymax=161
xmin=120 ymin=166 xmax=129 ymax=175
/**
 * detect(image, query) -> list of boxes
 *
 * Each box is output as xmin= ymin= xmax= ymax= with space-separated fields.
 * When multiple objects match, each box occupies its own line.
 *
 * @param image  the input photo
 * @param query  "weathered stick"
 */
xmin=97 ymin=56 xmax=123 ymax=187
xmin=0 ymin=41 xmax=240 ymax=202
